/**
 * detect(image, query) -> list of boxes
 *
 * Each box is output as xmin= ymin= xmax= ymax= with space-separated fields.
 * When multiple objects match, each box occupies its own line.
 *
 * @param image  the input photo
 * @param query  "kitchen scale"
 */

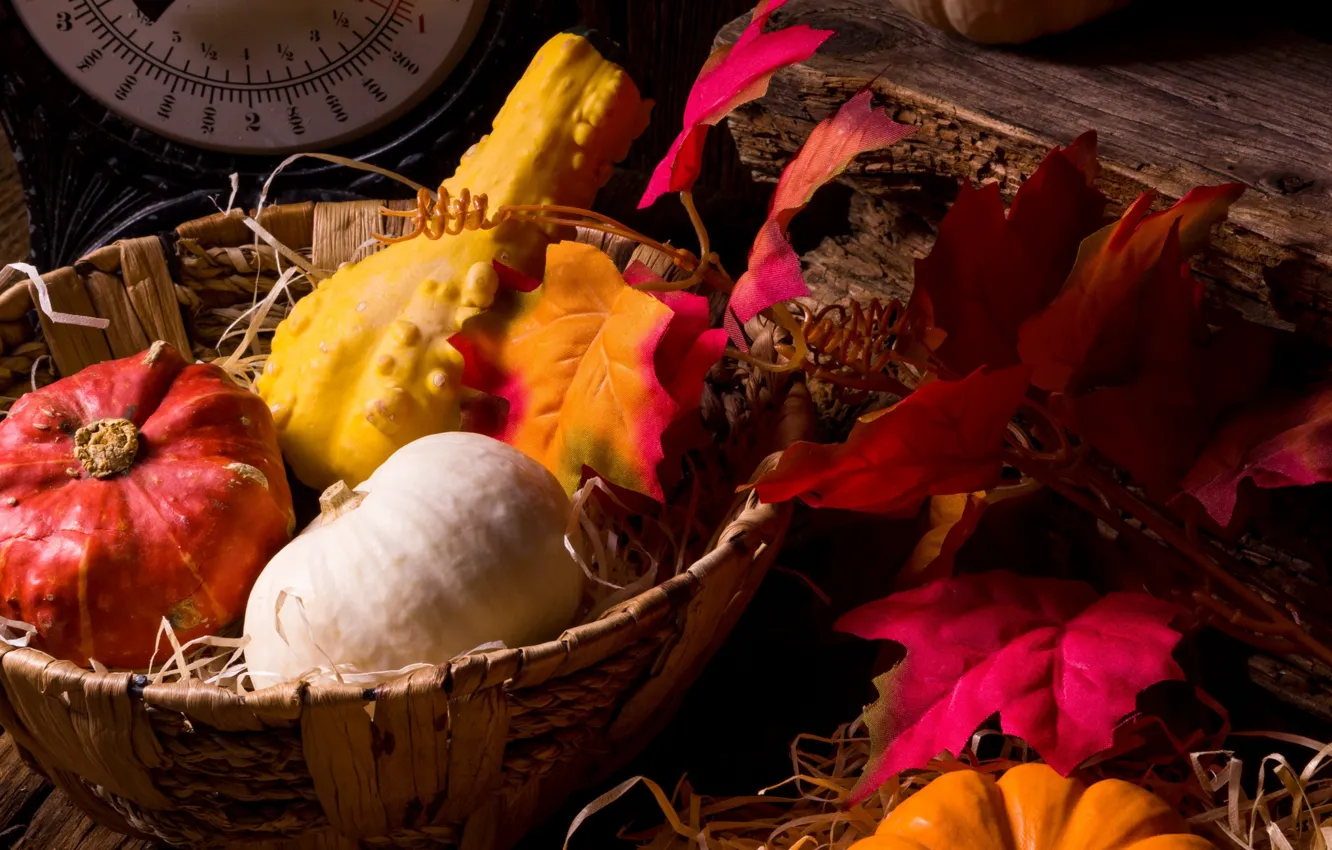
xmin=0 ymin=0 xmax=579 ymax=268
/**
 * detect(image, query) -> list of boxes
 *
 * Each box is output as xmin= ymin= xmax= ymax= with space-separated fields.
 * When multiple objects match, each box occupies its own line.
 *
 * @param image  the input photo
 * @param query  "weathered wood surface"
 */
xmin=0 ymin=735 xmax=152 ymax=849
xmin=721 ymin=0 xmax=1332 ymax=339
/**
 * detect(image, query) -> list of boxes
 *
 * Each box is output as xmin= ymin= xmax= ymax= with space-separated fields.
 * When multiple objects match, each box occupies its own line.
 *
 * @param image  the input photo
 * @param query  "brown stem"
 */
xmin=1205 ymin=618 xmax=1306 ymax=655
xmin=1012 ymin=449 xmax=1332 ymax=667
xmin=317 ymin=481 xmax=367 ymax=526
xmin=1191 ymin=590 xmax=1302 ymax=639
xmin=1078 ymin=463 xmax=1332 ymax=665
xmin=74 ymin=419 xmax=139 ymax=478
xmin=668 ymin=191 xmax=712 ymax=291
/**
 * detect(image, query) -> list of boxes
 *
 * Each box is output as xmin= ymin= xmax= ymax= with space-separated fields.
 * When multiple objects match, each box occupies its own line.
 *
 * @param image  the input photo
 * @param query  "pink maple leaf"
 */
xmin=625 ymin=261 xmax=729 ymax=412
xmin=639 ymin=0 xmax=834 ymax=209
xmin=727 ymin=89 xmax=913 ymax=344
xmin=1179 ymin=380 xmax=1332 ymax=526
xmin=836 ymin=571 xmax=1183 ymax=803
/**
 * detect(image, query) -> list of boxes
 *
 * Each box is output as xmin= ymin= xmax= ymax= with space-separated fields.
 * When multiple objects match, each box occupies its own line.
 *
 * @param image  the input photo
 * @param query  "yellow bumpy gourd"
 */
xmin=257 ymin=33 xmax=652 ymax=490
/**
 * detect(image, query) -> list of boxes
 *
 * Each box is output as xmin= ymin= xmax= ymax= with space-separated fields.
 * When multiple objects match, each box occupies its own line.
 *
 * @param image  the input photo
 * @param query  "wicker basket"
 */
xmin=0 ymin=200 xmax=807 ymax=848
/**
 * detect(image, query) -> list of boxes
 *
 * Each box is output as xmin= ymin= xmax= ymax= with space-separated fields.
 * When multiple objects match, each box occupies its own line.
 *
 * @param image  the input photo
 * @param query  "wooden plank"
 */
xmin=0 ymin=734 xmax=159 ymax=850
xmin=0 ymin=736 xmax=54 ymax=847
xmin=13 ymin=788 xmax=148 ymax=850
xmin=719 ymin=0 xmax=1332 ymax=340
xmin=1249 ymin=654 xmax=1332 ymax=725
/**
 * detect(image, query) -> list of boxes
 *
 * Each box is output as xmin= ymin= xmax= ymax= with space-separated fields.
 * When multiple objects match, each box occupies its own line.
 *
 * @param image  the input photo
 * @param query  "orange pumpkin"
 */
xmin=850 ymin=763 xmax=1215 ymax=850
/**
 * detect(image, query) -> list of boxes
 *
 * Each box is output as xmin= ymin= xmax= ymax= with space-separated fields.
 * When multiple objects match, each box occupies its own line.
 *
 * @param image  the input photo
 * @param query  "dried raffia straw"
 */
xmin=4 ymin=263 xmax=110 ymax=330
xmin=212 ymin=265 xmax=303 ymax=388
xmin=1187 ymin=735 xmax=1332 ymax=850
xmin=567 ymin=476 xmax=674 ymax=623
xmin=576 ymin=715 xmax=1300 ymax=850
xmin=565 ymin=721 xmax=1036 ymax=850
xmin=0 ymin=615 xmax=36 ymax=648
xmin=223 ymin=172 xmax=239 ymax=215
xmin=143 ymin=615 xmax=251 ymax=690
xmin=28 ymin=355 xmax=52 ymax=394
xmin=246 ymin=151 xmax=431 ymax=281
xmin=254 ymin=152 xmax=430 ymax=219
xmin=238 ymin=214 xmax=326 ymax=283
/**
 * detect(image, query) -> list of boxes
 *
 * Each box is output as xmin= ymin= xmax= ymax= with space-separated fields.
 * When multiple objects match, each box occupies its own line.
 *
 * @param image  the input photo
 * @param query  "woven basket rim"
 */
xmin=0 ymin=198 xmax=797 ymax=711
xmin=0 ymin=473 xmax=787 ymax=707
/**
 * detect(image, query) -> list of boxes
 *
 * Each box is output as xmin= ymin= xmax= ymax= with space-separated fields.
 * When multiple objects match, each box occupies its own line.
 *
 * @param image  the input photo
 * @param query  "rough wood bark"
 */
xmin=719 ymin=0 xmax=1332 ymax=340
xmin=1248 ymin=655 xmax=1332 ymax=725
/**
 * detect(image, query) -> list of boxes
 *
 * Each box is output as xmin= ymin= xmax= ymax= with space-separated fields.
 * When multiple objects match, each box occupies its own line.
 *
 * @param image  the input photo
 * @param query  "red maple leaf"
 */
xmin=1018 ymin=183 xmax=1244 ymax=393
xmin=836 ymin=572 xmax=1183 ymax=803
xmin=1054 ymin=221 xmax=1202 ymax=494
xmin=639 ymin=0 xmax=833 ymax=208
xmin=754 ymin=366 xmax=1029 ymax=515
xmin=727 ymin=90 xmax=913 ymax=344
xmin=1179 ymin=380 xmax=1332 ymax=526
xmin=1052 ymin=216 xmax=1270 ymax=496
xmin=902 ymin=132 xmax=1106 ymax=376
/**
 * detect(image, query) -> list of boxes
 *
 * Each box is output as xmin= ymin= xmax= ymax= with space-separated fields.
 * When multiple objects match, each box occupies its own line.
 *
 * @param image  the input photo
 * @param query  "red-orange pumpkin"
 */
xmin=0 ymin=341 xmax=295 ymax=667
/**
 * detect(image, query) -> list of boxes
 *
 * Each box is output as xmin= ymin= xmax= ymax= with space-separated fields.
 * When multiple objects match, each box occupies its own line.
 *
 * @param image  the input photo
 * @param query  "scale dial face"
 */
xmin=14 ymin=0 xmax=489 ymax=155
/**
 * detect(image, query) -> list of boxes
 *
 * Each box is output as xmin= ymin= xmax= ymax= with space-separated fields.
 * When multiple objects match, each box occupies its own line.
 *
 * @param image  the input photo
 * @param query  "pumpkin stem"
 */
xmin=73 ymin=418 xmax=139 ymax=479
xmin=318 ymin=481 xmax=366 ymax=523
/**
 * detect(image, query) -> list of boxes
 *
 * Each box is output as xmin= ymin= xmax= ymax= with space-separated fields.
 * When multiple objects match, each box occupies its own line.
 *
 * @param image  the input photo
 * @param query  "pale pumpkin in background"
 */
xmin=849 ymin=763 xmax=1215 ymax=850
xmin=891 ymin=0 xmax=1131 ymax=43
xmin=242 ymin=432 xmax=584 ymax=688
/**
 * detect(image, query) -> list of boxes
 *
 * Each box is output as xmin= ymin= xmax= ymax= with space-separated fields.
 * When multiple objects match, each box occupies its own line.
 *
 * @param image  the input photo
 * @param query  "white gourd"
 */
xmin=243 ymin=432 xmax=583 ymax=688
xmin=890 ymin=0 xmax=1130 ymax=44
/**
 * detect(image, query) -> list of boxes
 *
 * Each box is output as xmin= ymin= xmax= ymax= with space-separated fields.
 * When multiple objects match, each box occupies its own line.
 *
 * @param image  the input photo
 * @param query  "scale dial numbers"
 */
xmin=16 ymin=0 xmax=489 ymax=154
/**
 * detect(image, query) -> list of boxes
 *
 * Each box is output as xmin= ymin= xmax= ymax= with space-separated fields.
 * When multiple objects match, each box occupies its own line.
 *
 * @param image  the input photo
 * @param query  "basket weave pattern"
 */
xmin=0 ymin=200 xmax=801 ymax=849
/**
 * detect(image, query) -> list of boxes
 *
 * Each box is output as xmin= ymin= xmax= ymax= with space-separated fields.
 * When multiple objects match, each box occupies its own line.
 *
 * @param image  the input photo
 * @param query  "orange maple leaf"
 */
xmin=894 ymin=492 xmax=988 ymax=590
xmin=479 ymin=242 xmax=679 ymax=499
